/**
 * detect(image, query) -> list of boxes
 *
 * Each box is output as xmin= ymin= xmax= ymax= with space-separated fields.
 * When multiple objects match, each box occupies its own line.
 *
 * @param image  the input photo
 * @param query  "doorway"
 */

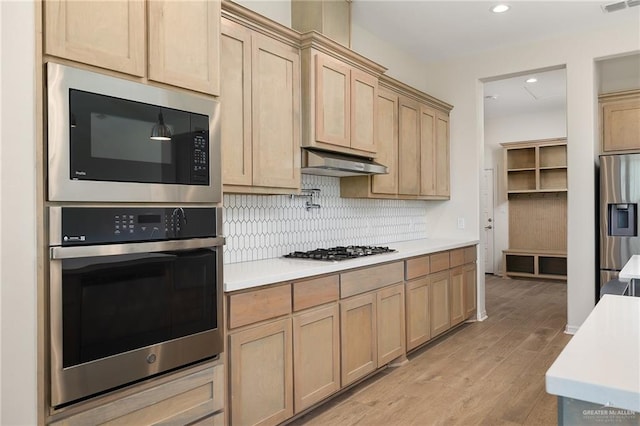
xmin=482 ymin=66 xmax=567 ymax=277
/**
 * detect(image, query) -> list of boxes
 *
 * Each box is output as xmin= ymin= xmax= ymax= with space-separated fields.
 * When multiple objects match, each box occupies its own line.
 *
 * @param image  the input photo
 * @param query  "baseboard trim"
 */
xmin=564 ymin=325 xmax=578 ymax=335
xmin=477 ymin=311 xmax=488 ymax=321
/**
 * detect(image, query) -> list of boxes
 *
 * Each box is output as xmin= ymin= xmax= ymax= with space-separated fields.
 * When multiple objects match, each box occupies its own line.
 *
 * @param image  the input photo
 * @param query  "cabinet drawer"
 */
xmin=293 ymin=275 xmax=339 ymax=311
xmin=228 ymin=284 xmax=292 ymax=329
xmin=341 ymin=262 xmax=404 ymax=298
xmin=464 ymin=246 xmax=477 ymax=264
xmin=430 ymin=251 xmax=450 ymax=273
xmin=405 ymin=255 xmax=430 ymax=280
xmin=449 ymin=248 xmax=465 ymax=268
xmin=50 ymin=365 xmax=220 ymax=426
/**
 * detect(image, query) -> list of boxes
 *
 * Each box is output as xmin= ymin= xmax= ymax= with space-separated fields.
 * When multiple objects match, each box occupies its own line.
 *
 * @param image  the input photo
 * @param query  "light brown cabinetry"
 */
xmin=405 ymin=274 xmax=430 ymax=351
xmin=341 ymin=75 xmax=452 ymax=200
xmin=229 ymin=319 xmax=293 ymax=426
xmin=464 ymin=262 xmax=477 ymax=318
xmin=600 ymin=90 xmax=640 ymax=153
xmin=300 ymin=32 xmax=385 ymax=157
xmin=339 ymin=262 xmax=404 ymax=386
xmin=429 ymin=270 xmax=451 ymax=337
xmin=148 ymin=0 xmax=220 ymax=94
xmin=340 ymin=281 xmax=405 ymax=386
xmin=340 ymin=292 xmax=377 ymax=386
xmin=48 ymin=363 xmax=224 ymax=426
xmin=44 ymin=0 xmax=145 ymax=76
xmin=292 ymin=304 xmax=340 ymax=413
xmin=220 ymin=13 xmax=301 ymax=194
xmin=44 ymin=0 xmax=220 ymax=95
xmin=449 ymin=266 xmax=465 ymax=327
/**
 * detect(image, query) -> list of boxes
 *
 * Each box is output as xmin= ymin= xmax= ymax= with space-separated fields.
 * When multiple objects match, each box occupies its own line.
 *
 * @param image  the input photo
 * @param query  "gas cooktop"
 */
xmin=284 ymin=246 xmax=396 ymax=261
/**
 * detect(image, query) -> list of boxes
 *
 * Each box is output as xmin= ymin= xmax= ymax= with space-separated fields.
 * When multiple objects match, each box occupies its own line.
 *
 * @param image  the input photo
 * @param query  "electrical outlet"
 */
xmin=457 ymin=217 xmax=465 ymax=229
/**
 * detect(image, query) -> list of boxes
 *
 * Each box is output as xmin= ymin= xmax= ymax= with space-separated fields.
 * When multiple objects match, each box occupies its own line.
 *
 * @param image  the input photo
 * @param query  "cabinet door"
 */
xmin=340 ymin=293 xmax=377 ymax=386
xmin=419 ymin=105 xmax=437 ymax=196
xmin=429 ymin=271 xmax=450 ymax=337
xmin=350 ymin=69 xmax=378 ymax=153
xmin=398 ymin=96 xmax=421 ymax=195
xmin=602 ymin=97 xmax=640 ymax=152
xmin=449 ymin=266 xmax=465 ymax=327
xmin=252 ymin=34 xmax=301 ymax=189
xmin=406 ymin=277 xmax=430 ymax=351
xmin=44 ymin=0 xmax=145 ymax=76
xmin=377 ymin=284 xmax=406 ymax=366
xmin=464 ymin=263 xmax=477 ymax=319
xmin=315 ymin=53 xmax=350 ymax=148
xmin=148 ymin=0 xmax=220 ymax=95
xmin=436 ymin=112 xmax=450 ymax=197
xmin=371 ymin=88 xmax=399 ymax=195
xmin=292 ymin=304 xmax=340 ymax=413
xmin=229 ymin=319 xmax=293 ymax=426
xmin=220 ymin=19 xmax=253 ymax=186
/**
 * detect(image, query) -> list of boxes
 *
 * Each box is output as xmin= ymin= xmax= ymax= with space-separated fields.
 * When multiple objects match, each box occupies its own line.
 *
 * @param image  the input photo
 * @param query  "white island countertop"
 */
xmin=619 ymin=255 xmax=640 ymax=282
xmin=545 ymin=294 xmax=640 ymax=412
xmin=224 ymin=238 xmax=479 ymax=292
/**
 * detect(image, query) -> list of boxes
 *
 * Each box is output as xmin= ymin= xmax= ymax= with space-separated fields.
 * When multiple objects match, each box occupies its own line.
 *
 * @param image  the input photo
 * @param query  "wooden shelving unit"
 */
xmin=502 ymin=138 xmax=568 ymax=280
xmin=504 ymin=139 xmax=567 ymax=195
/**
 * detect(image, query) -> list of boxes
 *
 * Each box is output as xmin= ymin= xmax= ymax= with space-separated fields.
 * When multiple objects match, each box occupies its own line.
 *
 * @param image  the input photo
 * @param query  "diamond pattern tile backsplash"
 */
xmin=223 ymin=174 xmax=429 ymax=264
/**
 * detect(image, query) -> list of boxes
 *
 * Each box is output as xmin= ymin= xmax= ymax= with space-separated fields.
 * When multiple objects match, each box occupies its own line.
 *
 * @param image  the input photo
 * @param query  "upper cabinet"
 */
xmin=600 ymin=90 xmax=640 ymax=153
xmin=299 ymin=32 xmax=386 ymax=157
xmin=44 ymin=0 xmax=221 ymax=96
xmin=148 ymin=0 xmax=220 ymax=95
xmin=221 ymin=4 xmax=301 ymax=194
xmin=341 ymin=75 xmax=453 ymax=200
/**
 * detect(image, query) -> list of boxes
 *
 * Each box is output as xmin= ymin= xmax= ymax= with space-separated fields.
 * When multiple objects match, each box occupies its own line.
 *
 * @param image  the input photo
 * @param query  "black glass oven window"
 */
xmin=69 ymin=89 xmax=209 ymax=185
xmin=61 ymin=250 xmax=216 ymax=368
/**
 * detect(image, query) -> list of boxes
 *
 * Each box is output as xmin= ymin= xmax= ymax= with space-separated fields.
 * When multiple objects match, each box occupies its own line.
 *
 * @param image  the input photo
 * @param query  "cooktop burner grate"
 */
xmin=284 ymin=245 xmax=396 ymax=261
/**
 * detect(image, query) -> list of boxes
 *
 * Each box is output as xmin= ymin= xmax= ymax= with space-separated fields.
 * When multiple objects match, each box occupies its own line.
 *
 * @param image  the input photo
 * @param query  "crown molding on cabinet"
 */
xmin=379 ymin=74 xmax=453 ymax=113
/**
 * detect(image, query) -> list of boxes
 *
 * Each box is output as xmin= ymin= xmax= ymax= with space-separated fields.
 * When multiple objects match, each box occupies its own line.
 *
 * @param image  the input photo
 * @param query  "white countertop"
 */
xmin=545 ymin=294 xmax=640 ymax=412
xmin=619 ymin=255 xmax=640 ymax=282
xmin=224 ymin=238 xmax=478 ymax=292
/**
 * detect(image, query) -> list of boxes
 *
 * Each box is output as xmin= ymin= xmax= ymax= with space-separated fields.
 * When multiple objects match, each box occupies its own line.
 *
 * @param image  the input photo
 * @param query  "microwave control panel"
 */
xmin=58 ymin=207 xmax=219 ymax=246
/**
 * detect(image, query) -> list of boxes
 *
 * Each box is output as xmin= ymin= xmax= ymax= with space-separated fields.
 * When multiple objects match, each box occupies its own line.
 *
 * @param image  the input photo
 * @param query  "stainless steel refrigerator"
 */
xmin=599 ymin=153 xmax=640 ymax=290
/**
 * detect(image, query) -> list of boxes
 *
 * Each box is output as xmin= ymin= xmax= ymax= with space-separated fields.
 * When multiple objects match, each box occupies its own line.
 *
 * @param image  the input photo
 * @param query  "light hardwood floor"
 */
xmin=289 ymin=275 xmax=570 ymax=426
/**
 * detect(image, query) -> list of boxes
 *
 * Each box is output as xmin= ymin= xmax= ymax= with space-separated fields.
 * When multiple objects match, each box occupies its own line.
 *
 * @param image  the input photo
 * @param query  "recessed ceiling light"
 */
xmin=491 ymin=4 xmax=510 ymax=13
xmin=525 ymin=77 xmax=538 ymax=83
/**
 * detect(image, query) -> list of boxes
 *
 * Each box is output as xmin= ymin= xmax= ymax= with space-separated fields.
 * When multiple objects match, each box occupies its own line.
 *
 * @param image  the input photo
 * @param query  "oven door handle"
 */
xmin=50 ymin=237 xmax=225 ymax=260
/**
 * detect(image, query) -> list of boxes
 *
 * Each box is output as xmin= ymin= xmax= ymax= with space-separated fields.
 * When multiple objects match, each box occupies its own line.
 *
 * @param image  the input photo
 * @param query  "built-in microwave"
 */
xmin=47 ymin=63 xmax=221 ymax=203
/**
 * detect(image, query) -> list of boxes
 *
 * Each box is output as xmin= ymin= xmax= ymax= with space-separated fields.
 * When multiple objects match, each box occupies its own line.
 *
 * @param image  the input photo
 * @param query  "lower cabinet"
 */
xmin=48 ymin=363 xmax=224 ymax=426
xmin=340 ymin=292 xmax=377 ymax=386
xmin=229 ymin=318 xmax=293 ymax=426
xmin=340 ymin=283 xmax=406 ymax=387
xmin=429 ymin=270 xmax=451 ymax=337
xmin=405 ymin=276 xmax=430 ymax=351
xmin=449 ymin=266 xmax=466 ymax=327
xmin=292 ymin=304 xmax=340 ymax=413
xmin=377 ymin=283 xmax=406 ymax=365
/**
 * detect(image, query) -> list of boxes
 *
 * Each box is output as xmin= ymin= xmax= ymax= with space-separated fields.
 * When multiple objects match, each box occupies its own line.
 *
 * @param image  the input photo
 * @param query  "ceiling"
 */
xmin=483 ymin=68 xmax=567 ymax=119
xmin=351 ymin=1 xmax=639 ymax=120
xmin=351 ymin=1 xmax=640 ymax=64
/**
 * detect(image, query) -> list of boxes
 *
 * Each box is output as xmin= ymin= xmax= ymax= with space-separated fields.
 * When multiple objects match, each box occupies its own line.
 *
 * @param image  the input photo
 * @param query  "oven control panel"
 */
xmin=58 ymin=207 xmax=220 ymax=246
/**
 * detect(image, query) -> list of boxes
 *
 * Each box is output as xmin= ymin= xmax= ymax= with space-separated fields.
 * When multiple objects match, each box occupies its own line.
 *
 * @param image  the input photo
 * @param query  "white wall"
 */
xmin=421 ymin=23 xmax=640 ymax=331
xmin=484 ymin=108 xmax=567 ymax=274
xmin=0 ymin=1 xmax=38 ymax=424
xmin=233 ymin=0 xmax=291 ymax=26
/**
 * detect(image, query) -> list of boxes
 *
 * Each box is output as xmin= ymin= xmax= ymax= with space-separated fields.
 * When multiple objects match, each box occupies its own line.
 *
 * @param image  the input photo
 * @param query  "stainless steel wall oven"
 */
xmin=48 ymin=207 xmax=224 ymax=407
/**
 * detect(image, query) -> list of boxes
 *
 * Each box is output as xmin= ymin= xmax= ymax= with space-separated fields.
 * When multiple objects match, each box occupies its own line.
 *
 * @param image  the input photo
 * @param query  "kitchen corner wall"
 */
xmin=223 ymin=174 xmax=429 ymax=264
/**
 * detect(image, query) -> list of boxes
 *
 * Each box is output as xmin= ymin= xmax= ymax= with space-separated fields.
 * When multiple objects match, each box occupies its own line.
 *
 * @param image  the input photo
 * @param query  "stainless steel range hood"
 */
xmin=301 ymin=149 xmax=388 ymax=177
